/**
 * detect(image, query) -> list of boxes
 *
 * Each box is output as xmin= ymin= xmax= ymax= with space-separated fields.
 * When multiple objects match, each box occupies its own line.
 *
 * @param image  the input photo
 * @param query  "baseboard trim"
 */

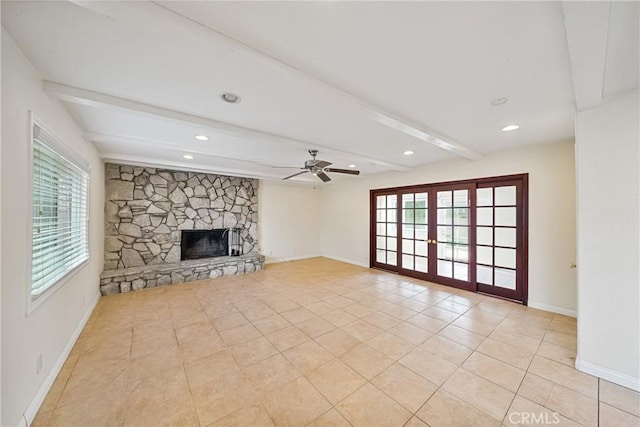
xmin=575 ymin=358 xmax=640 ymax=392
xmin=321 ymin=254 xmax=369 ymax=269
xmin=20 ymin=291 xmax=101 ymax=427
xmin=264 ymin=254 xmax=322 ymax=264
xmin=528 ymin=300 xmax=576 ymax=318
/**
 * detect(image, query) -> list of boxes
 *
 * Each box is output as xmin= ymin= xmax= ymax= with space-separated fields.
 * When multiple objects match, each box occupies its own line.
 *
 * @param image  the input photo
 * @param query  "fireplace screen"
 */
xmin=181 ymin=229 xmax=229 ymax=261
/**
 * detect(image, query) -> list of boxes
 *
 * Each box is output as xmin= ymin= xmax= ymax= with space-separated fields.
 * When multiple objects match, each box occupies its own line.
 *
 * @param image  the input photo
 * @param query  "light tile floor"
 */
xmin=33 ymin=258 xmax=639 ymax=426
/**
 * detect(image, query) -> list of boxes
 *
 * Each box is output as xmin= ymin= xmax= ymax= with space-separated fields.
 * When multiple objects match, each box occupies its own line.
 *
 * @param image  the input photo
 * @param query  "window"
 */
xmin=31 ymin=119 xmax=89 ymax=299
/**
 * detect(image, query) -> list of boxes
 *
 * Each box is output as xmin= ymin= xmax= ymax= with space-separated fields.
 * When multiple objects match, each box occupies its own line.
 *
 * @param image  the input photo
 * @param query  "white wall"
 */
xmin=258 ymin=180 xmax=322 ymax=263
xmin=1 ymin=29 xmax=105 ymax=425
xmin=320 ymin=141 xmax=577 ymax=315
xmin=575 ymin=89 xmax=639 ymax=391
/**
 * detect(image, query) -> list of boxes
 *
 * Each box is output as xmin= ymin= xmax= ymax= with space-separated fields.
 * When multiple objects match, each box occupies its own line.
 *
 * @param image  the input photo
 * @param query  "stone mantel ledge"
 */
xmin=99 ymin=253 xmax=265 ymax=295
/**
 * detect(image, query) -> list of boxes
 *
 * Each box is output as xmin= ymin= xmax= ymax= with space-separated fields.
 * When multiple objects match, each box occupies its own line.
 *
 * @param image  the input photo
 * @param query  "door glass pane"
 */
xmin=387 ymin=223 xmax=397 ymax=237
xmin=477 ymin=188 xmax=493 ymax=206
xmin=454 ymin=227 xmax=468 ymax=244
xmin=376 ymin=222 xmax=386 ymax=236
xmin=377 ymin=209 xmax=386 ymax=222
xmin=415 ymin=193 xmax=428 ymax=207
xmin=387 ymin=195 xmax=397 ymax=208
xmin=386 ymin=237 xmax=397 ymax=251
xmin=453 ymin=208 xmax=469 ymax=225
xmin=477 ymin=265 xmax=493 ymax=285
xmin=454 ymin=262 xmax=468 ymax=281
xmin=402 ymin=209 xmax=413 ymax=223
xmin=376 ymin=250 xmax=386 ymax=263
xmin=495 ymin=186 xmax=516 ymax=206
xmin=376 ymin=236 xmax=385 ymax=249
xmin=476 ymin=227 xmax=493 ymax=245
xmin=415 ymin=240 xmax=427 ymax=256
xmin=477 ymin=246 xmax=493 ymax=265
xmin=495 ymin=247 xmax=516 ymax=268
xmin=438 ymin=243 xmax=453 ymax=260
xmin=377 ymin=196 xmax=386 ymax=209
xmin=495 ymin=227 xmax=516 ymax=247
xmin=438 ymin=226 xmax=452 ymax=243
xmin=387 ymin=209 xmax=397 ymax=223
xmin=415 ymin=209 xmax=428 ymax=224
xmin=477 ymin=208 xmax=493 ymax=226
xmin=437 ymin=260 xmax=453 ymax=278
xmin=437 ymin=191 xmax=452 ymax=207
xmin=402 ymin=193 xmax=413 ymax=205
xmin=402 ymin=224 xmax=413 ymax=238
xmin=437 ymin=209 xmax=452 ymax=224
xmin=415 ymin=256 xmax=428 ymax=273
xmin=402 ymin=239 xmax=414 ymax=254
xmin=387 ymin=251 xmax=397 ymax=266
xmin=495 ymin=268 xmax=516 ymax=289
xmin=453 ymin=245 xmax=468 ymax=262
xmin=453 ymin=190 xmax=468 ymax=207
xmin=402 ymin=254 xmax=414 ymax=270
xmin=495 ymin=207 xmax=516 ymax=226
xmin=415 ymin=225 xmax=427 ymax=240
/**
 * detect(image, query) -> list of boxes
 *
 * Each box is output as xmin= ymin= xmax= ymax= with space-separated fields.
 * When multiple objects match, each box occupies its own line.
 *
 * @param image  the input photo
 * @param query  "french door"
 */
xmin=370 ymin=175 xmax=527 ymax=304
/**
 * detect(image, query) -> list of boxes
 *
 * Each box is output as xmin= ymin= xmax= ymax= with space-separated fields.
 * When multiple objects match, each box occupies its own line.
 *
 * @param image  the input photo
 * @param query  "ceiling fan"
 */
xmin=276 ymin=150 xmax=361 ymax=182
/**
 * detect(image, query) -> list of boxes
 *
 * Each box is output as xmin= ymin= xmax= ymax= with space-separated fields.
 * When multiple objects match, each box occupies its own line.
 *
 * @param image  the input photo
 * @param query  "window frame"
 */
xmin=26 ymin=112 xmax=91 ymax=314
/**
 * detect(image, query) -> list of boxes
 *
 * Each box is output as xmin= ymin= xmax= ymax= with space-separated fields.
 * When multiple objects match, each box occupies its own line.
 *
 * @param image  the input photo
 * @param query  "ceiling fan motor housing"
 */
xmin=305 ymin=159 xmax=319 ymax=169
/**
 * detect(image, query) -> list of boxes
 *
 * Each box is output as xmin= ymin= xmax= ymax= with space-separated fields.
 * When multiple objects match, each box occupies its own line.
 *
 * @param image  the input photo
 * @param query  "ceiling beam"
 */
xmin=68 ymin=0 xmax=482 ymax=161
xmin=562 ymin=1 xmax=611 ymax=111
xmin=45 ymin=81 xmax=410 ymax=171
xmin=88 ymin=131 xmax=294 ymax=173
xmin=98 ymin=153 xmax=284 ymax=181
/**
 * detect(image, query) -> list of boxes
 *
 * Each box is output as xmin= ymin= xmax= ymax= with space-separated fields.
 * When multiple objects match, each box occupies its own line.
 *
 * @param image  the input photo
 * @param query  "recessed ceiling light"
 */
xmin=348 ymin=164 xmax=357 ymax=168
xmin=221 ymin=92 xmax=241 ymax=104
xmin=501 ymin=124 xmax=520 ymax=132
xmin=403 ymin=150 xmax=414 ymax=155
xmin=491 ymin=97 xmax=509 ymax=106
xmin=183 ymin=154 xmax=194 ymax=160
xmin=194 ymin=135 xmax=209 ymax=141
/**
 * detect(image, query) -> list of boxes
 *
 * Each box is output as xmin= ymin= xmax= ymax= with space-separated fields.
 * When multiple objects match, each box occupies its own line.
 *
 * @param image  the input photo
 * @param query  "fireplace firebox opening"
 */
xmin=180 ymin=229 xmax=229 ymax=261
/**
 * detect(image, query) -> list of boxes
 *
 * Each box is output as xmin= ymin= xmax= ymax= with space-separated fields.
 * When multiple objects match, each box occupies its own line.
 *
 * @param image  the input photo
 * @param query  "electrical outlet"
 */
xmin=36 ymin=353 xmax=43 ymax=375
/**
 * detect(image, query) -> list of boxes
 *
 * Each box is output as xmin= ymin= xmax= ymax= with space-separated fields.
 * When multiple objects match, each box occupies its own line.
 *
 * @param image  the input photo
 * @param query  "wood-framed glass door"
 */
xmin=474 ymin=179 xmax=527 ymax=302
xmin=430 ymin=184 xmax=475 ymax=291
xmin=370 ymin=174 xmax=528 ymax=304
xmin=371 ymin=191 xmax=399 ymax=271
xmin=396 ymin=184 xmax=474 ymax=291
xmin=397 ymin=189 xmax=430 ymax=278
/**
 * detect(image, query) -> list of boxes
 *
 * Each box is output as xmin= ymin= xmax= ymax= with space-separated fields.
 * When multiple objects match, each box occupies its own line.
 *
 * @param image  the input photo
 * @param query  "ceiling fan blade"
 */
xmin=282 ymin=170 xmax=309 ymax=180
xmin=324 ymin=168 xmax=360 ymax=175
xmin=316 ymin=171 xmax=332 ymax=182
xmin=315 ymin=160 xmax=332 ymax=168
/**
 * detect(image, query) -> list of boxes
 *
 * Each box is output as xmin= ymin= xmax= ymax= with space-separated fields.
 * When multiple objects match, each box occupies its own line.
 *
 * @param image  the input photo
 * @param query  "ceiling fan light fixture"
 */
xmin=221 ymin=92 xmax=241 ymax=104
xmin=501 ymin=124 xmax=520 ymax=132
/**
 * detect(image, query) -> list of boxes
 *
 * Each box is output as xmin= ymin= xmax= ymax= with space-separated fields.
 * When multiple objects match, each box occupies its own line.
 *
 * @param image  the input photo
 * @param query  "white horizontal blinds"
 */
xmin=31 ymin=123 xmax=89 ymax=298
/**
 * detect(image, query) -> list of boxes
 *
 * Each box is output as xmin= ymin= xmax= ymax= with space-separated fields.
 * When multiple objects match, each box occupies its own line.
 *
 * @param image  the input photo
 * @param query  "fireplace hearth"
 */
xmin=181 ymin=229 xmax=229 ymax=261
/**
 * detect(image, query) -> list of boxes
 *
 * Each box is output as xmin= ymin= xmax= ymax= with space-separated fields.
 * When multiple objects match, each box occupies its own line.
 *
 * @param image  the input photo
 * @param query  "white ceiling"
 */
xmin=2 ymin=1 xmax=637 ymax=183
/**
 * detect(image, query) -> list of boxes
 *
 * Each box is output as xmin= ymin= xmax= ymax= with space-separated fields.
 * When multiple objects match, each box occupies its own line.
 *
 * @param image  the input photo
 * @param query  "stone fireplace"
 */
xmin=99 ymin=163 xmax=264 ymax=295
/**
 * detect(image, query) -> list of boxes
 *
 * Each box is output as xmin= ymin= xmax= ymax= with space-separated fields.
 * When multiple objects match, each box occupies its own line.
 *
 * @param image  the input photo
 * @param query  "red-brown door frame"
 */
xmin=370 ymin=174 xmax=528 ymax=305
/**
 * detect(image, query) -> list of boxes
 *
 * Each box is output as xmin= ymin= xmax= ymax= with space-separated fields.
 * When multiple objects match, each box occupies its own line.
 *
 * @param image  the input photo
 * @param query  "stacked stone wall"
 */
xmin=104 ymin=163 xmax=258 ymax=270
